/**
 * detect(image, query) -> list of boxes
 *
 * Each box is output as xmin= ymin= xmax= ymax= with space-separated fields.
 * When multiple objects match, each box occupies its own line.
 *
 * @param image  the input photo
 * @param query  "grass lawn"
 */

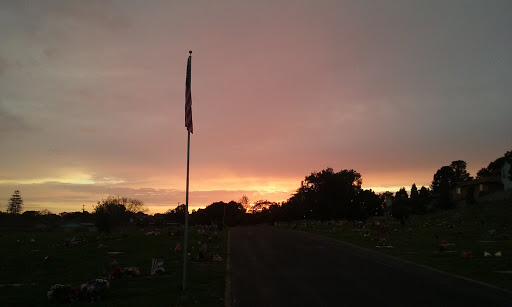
xmin=0 ymin=225 xmax=227 ymax=306
xmin=281 ymin=199 xmax=512 ymax=291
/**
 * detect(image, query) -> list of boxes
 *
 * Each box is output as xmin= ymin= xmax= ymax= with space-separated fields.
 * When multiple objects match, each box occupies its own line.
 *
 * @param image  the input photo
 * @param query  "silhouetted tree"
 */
xmin=252 ymin=200 xmax=273 ymax=212
xmin=410 ymin=184 xmax=418 ymax=199
xmin=117 ymin=196 xmax=148 ymax=214
xmin=431 ymin=166 xmax=456 ymax=209
xmin=418 ymin=186 xmax=430 ymax=199
xmin=164 ymin=204 xmax=186 ymax=223
xmin=395 ymin=187 xmax=408 ymax=199
xmin=190 ymin=201 xmax=246 ymax=226
xmin=290 ymin=168 xmax=364 ymax=220
xmin=450 ymin=160 xmax=472 ymax=183
xmin=93 ymin=196 xmax=128 ymax=232
xmin=476 ymin=150 xmax=512 ymax=179
xmin=354 ymin=189 xmax=382 ymax=217
xmin=7 ymin=190 xmax=23 ymax=214
xmin=476 ymin=167 xmax=493 ymax=179
xmin=239 ymin=195 xmax=250 ymax=210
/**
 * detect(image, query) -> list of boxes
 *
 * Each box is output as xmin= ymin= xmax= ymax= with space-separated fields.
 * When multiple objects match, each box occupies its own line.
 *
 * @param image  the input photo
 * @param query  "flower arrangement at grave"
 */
xmin=211 ymin=254 xmax=222 ymax=262
xmin=462 ymin=251 xmax=473 ymax=259
xmin=145 ymin=231 xmax=160 ymax=236
xmin=174 ymin=242 xmax=182 ymax=254
xmin=109 ymin=266 xmax=123 ymax=279
xmin=80 ymin=279 xmax=110 ymax=301
xmin=122 ymin=266 xmax=140 ymax=277
xmin=47 ymin=284 xmax=73 ymax=303
xmin=109 ymin=265 xmax=140 ymax=278
xmin=47 ymin=279 xmax=109 ymax=303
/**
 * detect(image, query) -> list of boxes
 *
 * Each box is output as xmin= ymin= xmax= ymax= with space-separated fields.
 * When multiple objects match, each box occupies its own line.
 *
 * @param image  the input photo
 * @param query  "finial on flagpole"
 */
xmin=189 ymin=50 xmax=192 ymax=55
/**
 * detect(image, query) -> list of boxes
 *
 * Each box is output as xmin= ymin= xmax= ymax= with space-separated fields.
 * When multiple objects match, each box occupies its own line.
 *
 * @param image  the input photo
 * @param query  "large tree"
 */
xmin=431 ymin=166 xmax=456 ymax=209
xmin=293 ymin=168 xmax=363 ymax=220
xmin=431 ymin=166 xmax=456 ymax=192
xmin=450 ymin=160 xmax=472 ymax=183
xmin=476 ymin=150 xmax=512 ymax=179
xmin=93 ymin=196 xmax=129 ymax=232
xmin=7 ymin=190 xmax=23 ymax=214
xmin=117 ymin=196 xmax=148 ymax=213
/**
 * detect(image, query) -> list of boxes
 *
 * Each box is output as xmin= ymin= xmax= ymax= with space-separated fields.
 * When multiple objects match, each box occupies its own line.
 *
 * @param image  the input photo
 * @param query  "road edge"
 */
xmin=288 ymin=226 xmax=512 ymax=296
xmin=224 ymin=227 xmax=232 ymax=307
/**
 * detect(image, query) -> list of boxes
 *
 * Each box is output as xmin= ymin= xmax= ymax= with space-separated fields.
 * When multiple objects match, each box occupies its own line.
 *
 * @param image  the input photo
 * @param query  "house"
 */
xmin=453 ymin=176 xmax=504 ymax=201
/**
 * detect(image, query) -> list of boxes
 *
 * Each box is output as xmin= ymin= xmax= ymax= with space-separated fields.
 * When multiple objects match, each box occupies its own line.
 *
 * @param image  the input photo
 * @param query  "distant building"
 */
xmin=453 ymin=176 xmax=503 ymax=201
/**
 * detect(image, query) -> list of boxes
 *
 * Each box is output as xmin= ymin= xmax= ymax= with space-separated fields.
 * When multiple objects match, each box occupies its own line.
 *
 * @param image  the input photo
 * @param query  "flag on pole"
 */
xmin=151 ymin=258 xmax=165 ymax=275
xmin=185 ymin=52 xmax=193 ymax=134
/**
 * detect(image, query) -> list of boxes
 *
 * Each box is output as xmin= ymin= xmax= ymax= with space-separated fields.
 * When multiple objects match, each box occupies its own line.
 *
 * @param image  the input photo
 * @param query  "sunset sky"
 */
xmin=1 ymin=0 xmax=511 ymax=214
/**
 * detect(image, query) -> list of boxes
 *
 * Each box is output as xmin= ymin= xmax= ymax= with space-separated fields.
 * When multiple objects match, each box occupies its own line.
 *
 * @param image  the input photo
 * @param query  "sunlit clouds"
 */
xmin=1 ymin=0 xmax=511 ymax=213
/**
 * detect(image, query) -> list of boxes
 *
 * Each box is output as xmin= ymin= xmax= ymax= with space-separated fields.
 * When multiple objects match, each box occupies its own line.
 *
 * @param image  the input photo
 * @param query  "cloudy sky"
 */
xmin=1 ymin=0 xmax=511 ymax=214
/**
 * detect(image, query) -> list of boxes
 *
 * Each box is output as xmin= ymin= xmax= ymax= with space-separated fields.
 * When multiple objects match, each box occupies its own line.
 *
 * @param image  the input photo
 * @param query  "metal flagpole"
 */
xmin=183 ymin=50 xmax=193 ymax=291
xmin=183 ymin=130 xmax=190 ymax=291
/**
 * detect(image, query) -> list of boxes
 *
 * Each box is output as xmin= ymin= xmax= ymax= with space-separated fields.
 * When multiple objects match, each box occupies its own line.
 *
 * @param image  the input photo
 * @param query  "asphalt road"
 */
xmin=227 ymin=225 xmax=512 ymax=307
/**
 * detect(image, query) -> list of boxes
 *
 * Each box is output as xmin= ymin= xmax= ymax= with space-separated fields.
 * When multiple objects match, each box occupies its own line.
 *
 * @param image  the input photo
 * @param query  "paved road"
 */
xmin=227 ymin=226 xmax=512 ymax=307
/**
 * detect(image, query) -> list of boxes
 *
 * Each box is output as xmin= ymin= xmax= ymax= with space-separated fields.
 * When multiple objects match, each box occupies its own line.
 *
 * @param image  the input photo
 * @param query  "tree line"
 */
xmin=3 ymin=149 xmax=511 ymax=231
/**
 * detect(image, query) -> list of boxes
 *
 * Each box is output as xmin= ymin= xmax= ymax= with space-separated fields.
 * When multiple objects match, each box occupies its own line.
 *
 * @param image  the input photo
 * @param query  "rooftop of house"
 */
xmin=456 ymin=176 xmax=502 ymax=187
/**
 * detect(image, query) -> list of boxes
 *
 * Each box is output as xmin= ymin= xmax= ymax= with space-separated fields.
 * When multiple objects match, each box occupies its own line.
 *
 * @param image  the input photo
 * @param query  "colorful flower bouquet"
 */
xmin=47 ymin=279 xmax=109 ymax=303
xmin=123 ymin=266 xmax=140 ymax=277
xmin=462 ymin=251 xmax=473 ymax=259
xmin=47 ymin=284 xmax=73 ymax=303
xmin=80 ymin=279 xmax=110 ymax=302
xmin=174 ymin=242 xmax=182 ymax=254
xmin=109 ymin=266 xmax=140 ymax=278
xmin=211 ymin=254 xmax=222 ymax=262
xmin=109 ymin=266 xmax=123 ymax=279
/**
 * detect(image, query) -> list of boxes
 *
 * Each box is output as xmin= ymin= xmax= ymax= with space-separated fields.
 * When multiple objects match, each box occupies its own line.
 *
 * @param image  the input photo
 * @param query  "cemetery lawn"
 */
xmin=284 ymin=199 xmax=512 ymax=291
xmin=0 ymin=225 xmax=227 ymax=306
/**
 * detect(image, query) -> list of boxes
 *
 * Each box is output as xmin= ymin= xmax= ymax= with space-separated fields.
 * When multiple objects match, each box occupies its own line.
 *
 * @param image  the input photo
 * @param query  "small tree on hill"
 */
xmin=239 ymin=195 xmax=250 ymax=210
xmin=395 ymin=187 xmax=408 ymax=199
xmin=410 ymin=184 xmax=418 ymax=199
xmin=7 ymin=190 xmax=23 ymax=214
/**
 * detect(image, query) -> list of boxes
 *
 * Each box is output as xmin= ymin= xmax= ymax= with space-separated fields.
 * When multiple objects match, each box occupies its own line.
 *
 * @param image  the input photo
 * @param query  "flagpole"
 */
xmin=183 ymin=129 xmax=190 ymax=291
xmin=183 ymin=50 xmax=193 ymax=291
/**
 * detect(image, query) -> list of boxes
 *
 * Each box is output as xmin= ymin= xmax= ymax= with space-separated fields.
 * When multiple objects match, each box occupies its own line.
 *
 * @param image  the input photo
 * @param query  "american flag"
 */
xmin=185 ymin=52 xmax=193 ymax=133
xmin=151 ymin=258 xmax=164 ymax=275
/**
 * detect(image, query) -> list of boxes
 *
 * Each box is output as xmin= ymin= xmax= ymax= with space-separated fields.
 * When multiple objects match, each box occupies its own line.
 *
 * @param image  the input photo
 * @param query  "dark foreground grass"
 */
xmin=281 ymin=199 xmax=512 ymax=291
xmin=0 ymin=225 xmax=227 ymax=306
